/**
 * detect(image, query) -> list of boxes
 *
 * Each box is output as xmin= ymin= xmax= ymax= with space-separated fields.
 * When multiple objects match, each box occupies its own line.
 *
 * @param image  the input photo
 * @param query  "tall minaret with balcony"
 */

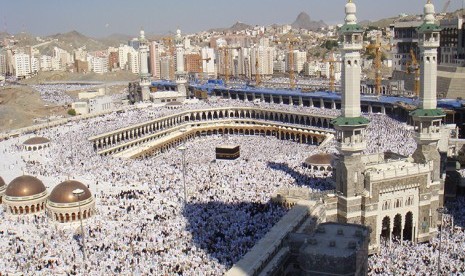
xmin=411 ymin=0 xmax=445 ymax=184
xmin=175 ymin=29 xmax=188 ymax=99
xmin=333 ymin=0 xmax=369 ymax=224
xmin=139 ymin=29 xmax=151 ymax=101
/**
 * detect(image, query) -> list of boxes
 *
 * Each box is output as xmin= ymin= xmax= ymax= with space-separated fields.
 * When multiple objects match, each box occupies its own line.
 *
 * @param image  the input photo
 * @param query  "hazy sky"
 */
xmin=2 ymin=0 xmax=464 ymax=37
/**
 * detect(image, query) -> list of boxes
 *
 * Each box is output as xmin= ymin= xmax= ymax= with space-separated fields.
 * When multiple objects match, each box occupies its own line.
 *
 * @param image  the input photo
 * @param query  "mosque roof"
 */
xmin=410 ymin=108 xmax=445 ymax=118
xmin=305 ymin=153 xmax=335 ymax=166
xmin=340 ymin=24 xmax=364 ymax=33
xmin=5 ymin=175 xmax=47 ymax=197
xmin=23 ymin=137 xmax=50 ymax=145
xmin=0 ymin=176 xmax=5 ymax=188
xmin=332 ymin=116 xmax=370 ymax=127
xmin=417 ymin=23 xmax=441 ymax=33
xmin=48 ymin=180 xmax=92 ymax=204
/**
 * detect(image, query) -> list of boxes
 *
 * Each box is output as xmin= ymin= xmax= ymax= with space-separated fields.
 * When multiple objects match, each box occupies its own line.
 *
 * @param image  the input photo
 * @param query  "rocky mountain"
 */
xmin=99 ymin=33 xmax=133 ymax=47
xmin=46 ymin=30 xmax=105 ymax=51
xmin=20 ymin=30 xmax=133 ymax=55
xmin=230 ymin=21 xmax=253 ymax=32
xmin=291 ymin=12 xmax=327 ymax=31
xmin=208 ymin=21 xmax=253 ymax=33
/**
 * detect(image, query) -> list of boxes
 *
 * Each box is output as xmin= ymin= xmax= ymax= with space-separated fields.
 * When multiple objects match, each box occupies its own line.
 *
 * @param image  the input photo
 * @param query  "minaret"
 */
xmin=411 ymin=1 xmax=445 ymax=182
xmin=175 ymin=28 xmax=188 ymax=99
xmin=333 ymin=0 xmax=368 ymax=224
xmin=138 ymin=29 xmax=151 ymax=101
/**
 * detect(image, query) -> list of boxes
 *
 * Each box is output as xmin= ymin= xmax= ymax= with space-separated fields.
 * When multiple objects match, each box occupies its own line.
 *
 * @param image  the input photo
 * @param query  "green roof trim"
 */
xmin=331 ymin=116 xmax=370 ymax=126
xmin=417 ymin=23 xmax=441 ymax=33
xmin=409 ymin=108 xmax=445 ymax=117
xmin=340 ymin=23 xmax=364 ymax=33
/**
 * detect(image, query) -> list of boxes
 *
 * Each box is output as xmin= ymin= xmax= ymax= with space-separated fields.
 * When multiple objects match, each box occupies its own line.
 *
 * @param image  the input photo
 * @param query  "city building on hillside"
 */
xmin=13 ymin=52 xmax=31 ymax=79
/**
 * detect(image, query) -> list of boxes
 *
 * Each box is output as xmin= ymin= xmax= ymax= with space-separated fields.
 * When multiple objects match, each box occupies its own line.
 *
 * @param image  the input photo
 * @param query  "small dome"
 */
xmin=424 ymin=1 xmax=435 ymax=24
xmin=0 ymin=176 xmax=5 ymax=188
xmin=6 ymin=175 xmax=47 ymax=197
xmin=48 ymin=180 xmax=92 ymax=204
xmin=23 ymin=137 xmax=50 ymax=145
xmin=305 ymin=153 xmax=335 ymax=166
xmin=345 ymin=0 xmax=357 ymax=24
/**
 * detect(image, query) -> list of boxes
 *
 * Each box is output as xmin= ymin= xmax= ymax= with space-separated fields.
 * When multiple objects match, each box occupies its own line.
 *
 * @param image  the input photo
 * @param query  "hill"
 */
xmin=208 ymin=21 xmax=253 ymax=33
xmin=291 ymin=12 xmax=327 ymax=31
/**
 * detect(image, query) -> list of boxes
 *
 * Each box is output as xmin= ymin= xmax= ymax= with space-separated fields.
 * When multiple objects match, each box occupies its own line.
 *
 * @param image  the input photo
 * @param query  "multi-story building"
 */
xmin=201 ymin=47 xmax=215 ymax=78
xmin=118 ymin=44 xmax=133 ymax=70
xmin=436 ymin=17 xmax=465 ymax=99
xmin=439 ymin=17 xmax=464 ymax=66
xmin=108 ymin=51 xmax=119 ymax=71
xmin=237 ymin=47 xmax=251 ymax=78
xmin=40 ymin=55 xmax=53 ymax=71
xmin=184 ymin=53 xmax=201 ymax=73
xmin=89 ymin=96 xmax=114 ymax=113
xmin=74 ymin=48 xmax=87 ymax=62
xmin=250 ymin=46 xmax=274 ymax=76
xmin=390 ymin=21 xmax=422 ymax=71
xmin=149 ymin=41 xmax=161 ymax=79
xmin=286 ymin=50 xmax=307 ymax=74
xmin=89 ymin=56 xmax=109 ymax=74
xmin=128 ymin=48 xmax=140 ymax=74
xmin=0 ymin=49 xmax=8 ymax=75
xmin=128 ymin=38 xmax=140 ymax=51
xmin=160 ymin=56 xmax=172 ymax=80
xmin=53 ymin=47 xmax=72 ymax=70
xmin=74 ymin=60 xmax=89 ymax=73
xmin=304 ymin=61 xmax=321 ymax=77
xmin=30 ymin=57 xmax=39 ymax=75
xmin=273 ymin=60 xmax=286 ymax=74
xmin=13 ymin=53 xmax=31 ymax=79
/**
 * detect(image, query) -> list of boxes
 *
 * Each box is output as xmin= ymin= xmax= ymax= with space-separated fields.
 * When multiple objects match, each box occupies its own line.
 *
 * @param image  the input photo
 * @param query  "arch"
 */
xmin=403 ymin=212 xmax=413 ymax=241
xmin=72 ymin=213 xmax=77 ymax=221
xmin=393 ymin=214 xmax=402 ymax=240
xmin=380 ymin=216 xmax=390 ymax=241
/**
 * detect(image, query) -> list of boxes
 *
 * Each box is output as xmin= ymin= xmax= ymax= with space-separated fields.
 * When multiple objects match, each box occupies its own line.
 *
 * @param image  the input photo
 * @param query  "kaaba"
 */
xmin=216 ymin=145 xmax=240 ymax=160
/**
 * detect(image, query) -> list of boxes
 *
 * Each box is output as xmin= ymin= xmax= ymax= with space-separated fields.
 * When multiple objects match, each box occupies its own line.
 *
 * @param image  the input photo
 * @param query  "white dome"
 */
xmin=176 ymin=29 xmax=181 ymax=36
xmin=139 ymin=29 xmax=146 ymax=40
xmin=424 ymin=1 xmax=436 ymax=24
xmin=345 ymin=1 xmax=356 ymax=14
xmin=345 ymin=1 xmax=357 ymax=25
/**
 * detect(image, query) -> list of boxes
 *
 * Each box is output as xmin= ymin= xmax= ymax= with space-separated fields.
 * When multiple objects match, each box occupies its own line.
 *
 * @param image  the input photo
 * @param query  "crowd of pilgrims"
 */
xmin=0 ymin=98 xmax=463 ymax=275
xmin=368 ymin=196 xmax=465 ymax=275
xmin=31 ymin=84 xmax=99 ymax=105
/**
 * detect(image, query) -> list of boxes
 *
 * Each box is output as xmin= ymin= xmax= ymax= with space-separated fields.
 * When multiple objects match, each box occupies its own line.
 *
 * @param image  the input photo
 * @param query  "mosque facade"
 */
xmin=327 ymin=0 xmax=446 ymax=253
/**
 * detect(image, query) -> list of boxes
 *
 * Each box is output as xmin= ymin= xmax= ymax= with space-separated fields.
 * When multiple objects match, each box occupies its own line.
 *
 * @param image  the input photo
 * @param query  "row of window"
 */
xmin=381 ymin=196 xmax=414 ymax=211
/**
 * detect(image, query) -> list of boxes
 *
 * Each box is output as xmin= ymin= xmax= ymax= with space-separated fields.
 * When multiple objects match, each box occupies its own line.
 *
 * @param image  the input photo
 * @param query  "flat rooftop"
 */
xmin=301 ymin=222 xmax=368 ymax=258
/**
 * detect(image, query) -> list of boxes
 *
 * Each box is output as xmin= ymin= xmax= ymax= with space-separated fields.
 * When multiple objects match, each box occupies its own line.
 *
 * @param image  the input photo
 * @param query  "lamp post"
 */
xmin=178 ymin=146 xmax=187 ymax=204
xmin=436 ymin=207 xmax=447 ymax=276
xmin=73 ymin=188 xmax=87 ymax=269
